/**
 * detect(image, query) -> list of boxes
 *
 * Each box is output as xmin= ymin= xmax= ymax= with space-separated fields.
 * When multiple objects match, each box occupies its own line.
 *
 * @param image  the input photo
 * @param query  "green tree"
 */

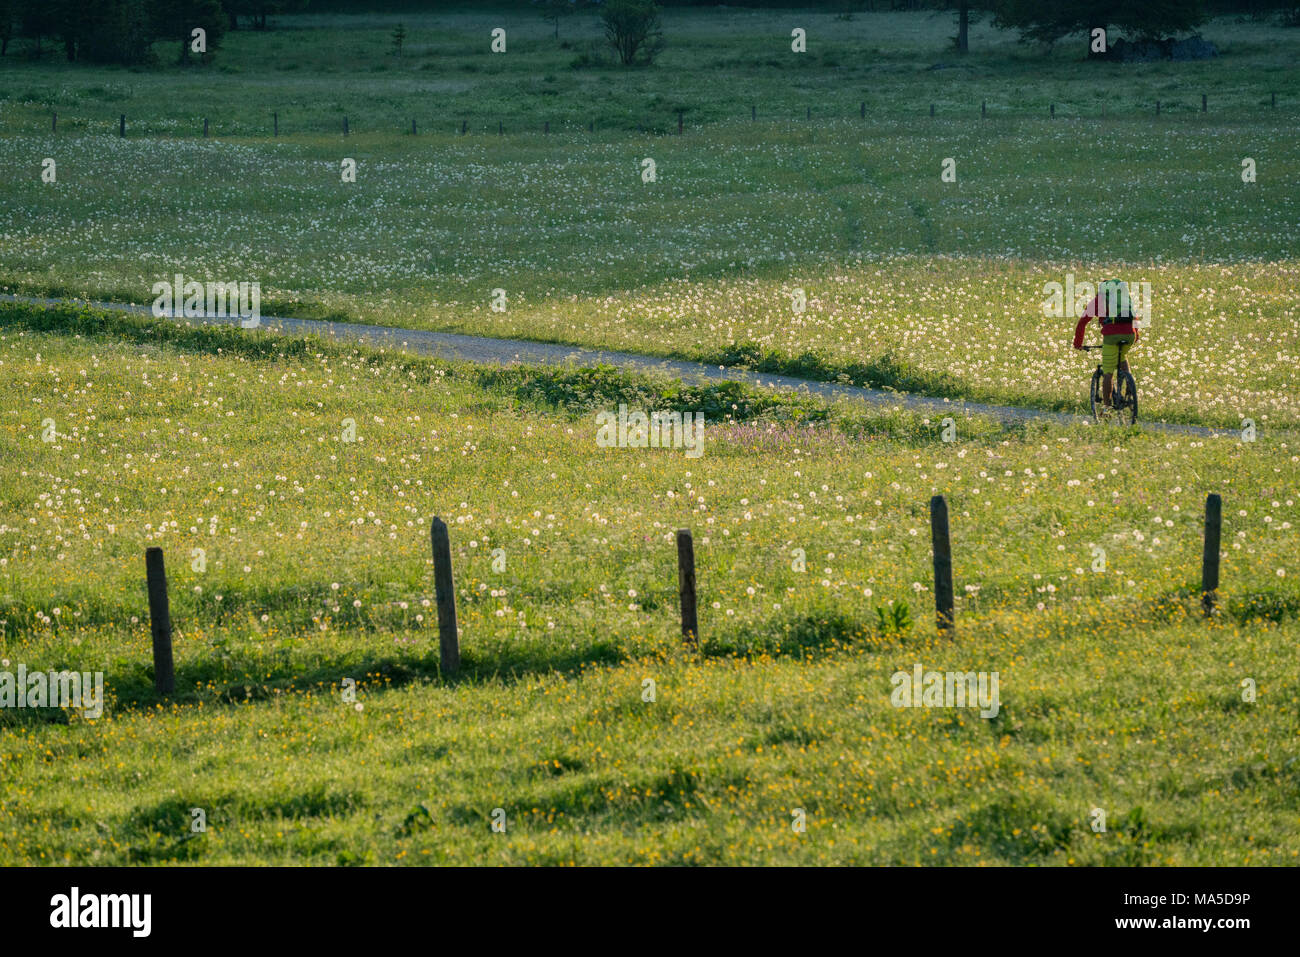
xmin=537 ymin=0 xmax=583 ymax=40
xmin=226 ymin=0 xmax=307 ymax=32
xmin=0 ymin=0 xmax=14 ymax=56
xmin=601 ymin=0 xmax=663 ymax=66
xmin=148 ymin=0 xmax=226 ymax=63
xmin=80 ymin=0 xmax=154 ymax=65
xmin=992 ymin=0 xmax=1206 ymax=45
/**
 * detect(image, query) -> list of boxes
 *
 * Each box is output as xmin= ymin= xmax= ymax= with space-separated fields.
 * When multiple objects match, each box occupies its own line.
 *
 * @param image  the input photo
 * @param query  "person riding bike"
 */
xmin=1072 ymin=278 xmax=1139 ymax=411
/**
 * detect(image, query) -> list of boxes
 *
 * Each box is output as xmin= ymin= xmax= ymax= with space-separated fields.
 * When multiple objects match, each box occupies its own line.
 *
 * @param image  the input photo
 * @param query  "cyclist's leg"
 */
xmin=1119 ymin=332 xmax=1134 ymax=373
xmin=1101 ymin=337 xmax=1120 ymax=406
xmin=1115 ymin=334 xmax=1135 ymax=392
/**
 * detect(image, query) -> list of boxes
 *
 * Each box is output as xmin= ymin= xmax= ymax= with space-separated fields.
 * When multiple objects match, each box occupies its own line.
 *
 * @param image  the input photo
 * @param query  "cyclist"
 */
xmin=1072 ymin=278 xmax=1138 ymax=412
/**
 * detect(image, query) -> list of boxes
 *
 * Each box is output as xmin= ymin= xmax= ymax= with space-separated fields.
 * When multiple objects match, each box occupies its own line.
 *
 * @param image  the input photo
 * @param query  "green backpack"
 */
xmin=1097 ymin=279 xmax=1133 ymax=324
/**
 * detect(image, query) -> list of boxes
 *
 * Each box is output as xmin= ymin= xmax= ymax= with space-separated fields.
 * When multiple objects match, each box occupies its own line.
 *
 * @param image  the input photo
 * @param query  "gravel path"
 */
xmin=4 ymin=294 xmax=1226 ymax=437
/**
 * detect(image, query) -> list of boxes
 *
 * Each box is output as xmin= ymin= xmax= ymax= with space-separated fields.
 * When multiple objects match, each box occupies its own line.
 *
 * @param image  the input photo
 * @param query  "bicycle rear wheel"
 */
xmin=1115 ymin=370 xmax=1138 ymax=425
xmin=1089 ymin=368 xmax=1104 ymax=421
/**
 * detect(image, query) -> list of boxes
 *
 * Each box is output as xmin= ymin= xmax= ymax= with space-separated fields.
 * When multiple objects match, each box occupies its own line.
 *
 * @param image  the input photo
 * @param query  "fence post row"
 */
xmin=144 ymin=547 xmax=175 ymax=695
xmin=78 ymin=97 xmax=1289 ymax=141
xmin=127 ymin=490 xmax=1240 ymax=693
xmin=930 ymin=495 xmax=955 ymax=635
xmin=677 ymin=529 xmax=699 ymax=646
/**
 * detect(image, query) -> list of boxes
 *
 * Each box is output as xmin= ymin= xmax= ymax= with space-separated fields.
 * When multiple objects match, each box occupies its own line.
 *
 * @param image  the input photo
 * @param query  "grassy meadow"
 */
xmin=1 ymin=11 xmax=1298 ymax=426
xmin=0 ymin=7 xmax=1298 ymax=865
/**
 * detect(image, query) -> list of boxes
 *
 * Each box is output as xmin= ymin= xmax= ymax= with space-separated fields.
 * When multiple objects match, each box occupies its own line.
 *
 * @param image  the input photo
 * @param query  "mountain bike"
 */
xmin=1081 ymin=345 xmax=1138 ymax=425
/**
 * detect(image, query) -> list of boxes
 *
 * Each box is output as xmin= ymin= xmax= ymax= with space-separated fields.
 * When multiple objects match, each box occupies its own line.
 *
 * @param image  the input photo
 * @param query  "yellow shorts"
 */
xmin=1101 ymin=333 xmax=1135 ymax=375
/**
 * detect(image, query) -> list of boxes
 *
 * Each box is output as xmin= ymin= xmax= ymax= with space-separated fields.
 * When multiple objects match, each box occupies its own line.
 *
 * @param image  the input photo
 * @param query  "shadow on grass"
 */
xmin=62 ymin=607 xmax=900 ymax=718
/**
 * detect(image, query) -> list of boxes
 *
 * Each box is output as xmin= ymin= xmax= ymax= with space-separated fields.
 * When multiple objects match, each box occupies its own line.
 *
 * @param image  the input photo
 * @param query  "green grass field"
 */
xmin=1 ymin=8 xmax=1298 ymax=865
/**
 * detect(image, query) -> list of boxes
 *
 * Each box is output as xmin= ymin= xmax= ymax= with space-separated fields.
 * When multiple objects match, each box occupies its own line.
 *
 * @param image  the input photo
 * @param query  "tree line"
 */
xmin=0 ymin=1 xmax=309 ymax=64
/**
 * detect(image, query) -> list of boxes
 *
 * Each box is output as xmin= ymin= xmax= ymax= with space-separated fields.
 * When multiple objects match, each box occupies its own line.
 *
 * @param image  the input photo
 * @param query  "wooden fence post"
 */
xmin=119 ymin=114 xmax=126 ymax=137
xmin=806 ymin=106 xmax=811 ymax=120
xmin=1202 ymin=493 xmax=1222 ymax=617
xmin=1271 ymin=92 xmax=1276 ymax=109
xmin=1202 ymin=93 xmax=1207 ymax=113
xmin=412 ymin=118 xmax=417 ymax=135
xmin=930 ymin=495 xmax=955 ymax=635
xmin=1156 ymin=100 xmax=1160 ymax=116
xmin=676 ymin=529 xmax=698 ymax=645
xmin=860 ymin=101 xmax=865 ymax=119
xmin=930 ymin=103 xmax=935 ymax=117
xmin=52 ymin=112 xmax=57 ymax=133
xmin=274 ymin=111 xmax=278 ymax=137
xmin=145 ymin=547 xmax=175 ymax=694
xmin=1050 ymin=103 xmax=1055 ymax=118
xmin=462 ymin=119 xmax=467 ymax=134
xmin=343 ymin=116 xmax=349 ymax=136
xmin=981 ymin=100 xmax=986 ymax=118
xmin=203 ymin=117 xmax=208 ymax=138
xmin=430 ymin=518 xmax=461 ymax=675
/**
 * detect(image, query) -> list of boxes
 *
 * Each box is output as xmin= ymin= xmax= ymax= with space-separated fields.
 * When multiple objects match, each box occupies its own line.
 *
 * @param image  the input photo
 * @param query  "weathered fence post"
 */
xmin=1271 ymin=92 xmax=1276 ymax=109
xmin=412 ymin=118 xmax=417 ymax=135
xmin=930 ymin=495 xmax=955 ymax=635
xmin=499 ymin=120 xmax=503 ymax=135
xmin=1202 ymin=493 xmax=1222 ymax=618
xmin=860 ymin=101 xmax=865 ymax=119
xmin=806 ymin=106 xmax=811 ymax=120
xmin=52 ymin=112 xmax=57 ymax=133
xmin=430 ymin=518 xmax=461 ymax=675
xmin=676 ymin=529 xmax=698 ymax=645
xmin=1202 ymin=93 xmax=1207 ymax=113
xmin=1050 ymin=103 xmax=1055 ymax=118
xmin=1156 ymin=100 xmax=1160 ymax=116
xmin=274 ymin=111 xmax=278 ymax=137
xmin=343 ymin=116 xmax=349 ymax=136
xmin=461 ymin=119 xmax=467 ymax=134
xmin=203 ymin=117 xmax=208 ymax=138
xmin=930 ymin=103 xmax=935 ymax=117
xmin=119 ymin=113 xmax=126 ymax=137
xmin=145 ymin=547 xmax=175 ymax=694
xmin=981 ymin=100 xmax=986 ymax=118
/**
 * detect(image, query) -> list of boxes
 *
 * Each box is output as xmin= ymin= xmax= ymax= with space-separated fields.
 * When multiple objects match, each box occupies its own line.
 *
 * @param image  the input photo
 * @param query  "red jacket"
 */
xmin=1073 ymin=292 xmax=1139 ymax=349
